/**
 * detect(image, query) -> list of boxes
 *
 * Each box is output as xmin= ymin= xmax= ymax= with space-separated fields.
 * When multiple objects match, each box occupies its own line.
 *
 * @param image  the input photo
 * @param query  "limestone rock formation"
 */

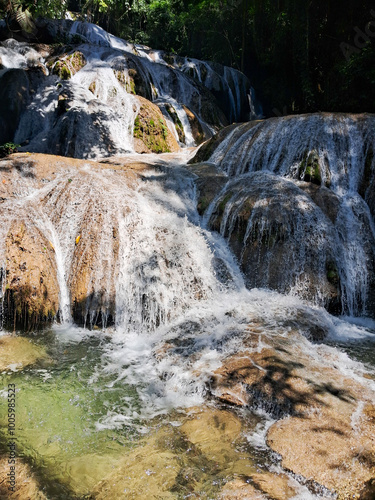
xmin=133 ymin=96 xmax=179 ymax=153
xmin=4 ymin=220 xmax=59 ymax=329
xmin=210 ymin=328 xmax=375 ymax=499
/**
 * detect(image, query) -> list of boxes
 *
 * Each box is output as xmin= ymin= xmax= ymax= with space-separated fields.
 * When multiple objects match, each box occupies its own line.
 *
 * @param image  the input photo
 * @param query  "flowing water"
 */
xmin=0 ymin=21 xmax=261 ymax=159
xmin=0 ymin=22 xmax=374 ymax=500
xmin=0 ymin=147 xmax=374 ymax=498
xmin=204 ymin=114 xmax=375 ymax=317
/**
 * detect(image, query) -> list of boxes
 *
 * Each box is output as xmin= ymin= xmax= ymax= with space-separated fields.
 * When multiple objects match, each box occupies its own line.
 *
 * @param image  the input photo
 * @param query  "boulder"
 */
xmin=0 ymin=456 xmax=47 ymax=499
xmin=0 ymin=69 xmax=29 ymax=144
xmin=210 ymin=328 xmax=375 ymax=499
xmin=4 ymin=220 xmax=59 ymax=330
xmin=204 ymin=172 xmax=342 ymax=312
xmin=133 ymin=96 xmax=180 ymax=153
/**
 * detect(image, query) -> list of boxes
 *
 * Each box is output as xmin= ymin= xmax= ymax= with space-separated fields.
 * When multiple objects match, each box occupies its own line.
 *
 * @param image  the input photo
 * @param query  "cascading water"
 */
xmin=0 ymin=20 xmax=375 ymax=499
xmin=201 ymin=113 xmax=375 ymax=317
xmin=0 ymin=21 xmax=261 ymax=157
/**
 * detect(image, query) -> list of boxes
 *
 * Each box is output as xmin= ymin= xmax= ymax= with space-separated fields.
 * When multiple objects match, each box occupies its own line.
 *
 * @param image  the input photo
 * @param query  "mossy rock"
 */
xmin=165 ymin=104 xmax=185 ymax=143
xmin=113 ymin=67 xmax=136 ymax=95
xmin=183 ymin=105 xmax=205 ymax=145
xmin=298 ymin=151 xmax=322 ymax=186
xmin=133 ymin=96 xmax=179 ymax=154
xmin=188 ymin=123 xmax=239 ymax=164
xmin=49 ymin=51 xmax=86 ymax=80
xmin=125 ymin=58 xmax=153 ymax=100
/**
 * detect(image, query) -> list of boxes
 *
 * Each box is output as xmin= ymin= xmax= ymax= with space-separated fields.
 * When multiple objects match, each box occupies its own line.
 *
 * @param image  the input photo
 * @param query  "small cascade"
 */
xmin=207 ymin=114 xmax=375 ymax=184
xmin=0 ymin=38 xmax=46 ymax=77
xmin=14 ymin=45 xmax=140 ymax=158
xmin=204 ymin=173 xmax=339 ymax=307
xmin=177 ymin=56 xmax=260 ymax=122
xmin=202 ymin=113 xmax=375 ymax=317
xmin=0 ymin=153 xmax=248 ymax=330
xmin=0 ymin=20 xmax=261 ymax=156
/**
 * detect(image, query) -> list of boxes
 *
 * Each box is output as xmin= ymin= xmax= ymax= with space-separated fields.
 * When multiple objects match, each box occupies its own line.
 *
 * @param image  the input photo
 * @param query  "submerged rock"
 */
xmin=0 ymin=335 xmax=49 ymax=371
xmin=92 ymin=408 xmax=256 ymax=499
xmin=0 ymin=456 xmax=47 ymax=499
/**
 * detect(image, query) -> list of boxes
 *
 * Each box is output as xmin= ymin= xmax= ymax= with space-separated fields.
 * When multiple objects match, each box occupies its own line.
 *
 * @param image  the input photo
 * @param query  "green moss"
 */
xmin=53 ymin=61 xmax=71 ymax=80
xmin=197 ymin=196 xmax=210 ymax=215
xmin=218 ymin=193 xmax=233 ymax=215
xmin=165 ymin=104 xmax=185 ymax=143
xmin=326 ymin=262 xmax=340 ymax=285
xmin=298 ymin=151 xmax=322 ymax=186
xmin=133 ymin=109 xmax=171 ymax=153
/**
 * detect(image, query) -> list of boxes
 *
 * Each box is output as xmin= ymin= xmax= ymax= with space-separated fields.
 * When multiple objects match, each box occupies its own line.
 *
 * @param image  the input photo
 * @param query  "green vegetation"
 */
xmin=1 ymin=0 xmax=374 ymax=115
xmin=134 ymin=110 xmax=171 ymax=153
xmin=165 ymin=104 xmax=184 ymax=143
xmin=0 ymin=142 xmax=20 ymax=157
xmin=299 ymin=151 xmax=322 ymax=186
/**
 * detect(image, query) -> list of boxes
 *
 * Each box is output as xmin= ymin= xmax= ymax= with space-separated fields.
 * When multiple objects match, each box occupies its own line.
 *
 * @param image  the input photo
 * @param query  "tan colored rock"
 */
xmin=91 ymin=428 xmax=181 ymax=500
xmin=0 ymin=335 xmax=49 ymax=371
xmin=0 ymin=457 xmax=47 ymax=499
xmin=211 ymin=330 xmax=375 ymax=499
xmin=0 ymin=153 xmax=161 ymax=328
xmin=219 ymin=478 xmax=266 ymax=499
xmin=133 ymin=96 xmax=180 ymax=154
xmin=183 ymin=105 xmax=205 ymax=145
xmin=249 ymin=472 xmax=302 ymax=500
xmin=5 ymin=220 xmax=59 ymax=329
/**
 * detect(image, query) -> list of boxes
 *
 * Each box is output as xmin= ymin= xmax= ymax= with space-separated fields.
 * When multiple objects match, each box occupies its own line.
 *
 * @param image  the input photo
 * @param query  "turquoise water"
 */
xmin=0 ymin=327 xmax=269 ymax=499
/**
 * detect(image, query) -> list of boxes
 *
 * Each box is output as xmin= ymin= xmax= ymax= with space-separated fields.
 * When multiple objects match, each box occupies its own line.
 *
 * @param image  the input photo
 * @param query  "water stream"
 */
xmin=0 ymin=21 xmax=374 ymax=500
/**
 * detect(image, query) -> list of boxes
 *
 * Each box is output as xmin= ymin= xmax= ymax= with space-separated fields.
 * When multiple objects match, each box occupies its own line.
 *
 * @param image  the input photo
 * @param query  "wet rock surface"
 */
xmin=210 ymin=328 xmax=375 ymax=499
xmin=133 ymin=96 xmax=179 ymax=153
xmin=203 ymin=172 xmax=344 ymax=312
xmin=4 ymin=220 xmax=60 ymax=329
xmin=0 ymin=457 xmax=47 ymax=499
xmin=0 ymin=153 xmax=149 ymax=328
xmin=0 ymin=335 xmax=49 ymax=371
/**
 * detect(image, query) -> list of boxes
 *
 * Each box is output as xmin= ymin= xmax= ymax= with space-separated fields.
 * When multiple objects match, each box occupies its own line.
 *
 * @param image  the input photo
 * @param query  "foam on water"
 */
xmin=96 ymin=286 xmax=375 ymax=425
xmin=0 ymin=39 xmax=45 ymax=77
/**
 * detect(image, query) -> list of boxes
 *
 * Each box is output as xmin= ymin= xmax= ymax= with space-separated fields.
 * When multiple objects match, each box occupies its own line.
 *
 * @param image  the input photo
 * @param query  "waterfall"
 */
xmin=202 ymin=113 xmax=375 ymax=317
xmin=0 ymin=19 xmax=260 ymax=156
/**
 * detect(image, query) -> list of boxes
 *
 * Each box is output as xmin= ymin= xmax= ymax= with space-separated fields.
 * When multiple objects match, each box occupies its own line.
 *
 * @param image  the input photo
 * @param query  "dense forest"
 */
xmin=1 ymin=0 xmax=375 ymax=116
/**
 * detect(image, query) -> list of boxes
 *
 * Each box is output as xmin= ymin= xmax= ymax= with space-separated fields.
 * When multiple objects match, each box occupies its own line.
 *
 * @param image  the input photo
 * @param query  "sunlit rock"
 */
xmin=210 ymin=328 xmax=375 ymax=499
xmin=133 ymin=96 xmax=179 ymax=153
xmin=0 ymin=456 xmax=47 ymax=499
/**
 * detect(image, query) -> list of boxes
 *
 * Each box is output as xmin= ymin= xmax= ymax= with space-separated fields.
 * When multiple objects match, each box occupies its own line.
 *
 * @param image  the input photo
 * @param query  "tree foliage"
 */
xmin=1 ymin=0 xmax=374 ymax=115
